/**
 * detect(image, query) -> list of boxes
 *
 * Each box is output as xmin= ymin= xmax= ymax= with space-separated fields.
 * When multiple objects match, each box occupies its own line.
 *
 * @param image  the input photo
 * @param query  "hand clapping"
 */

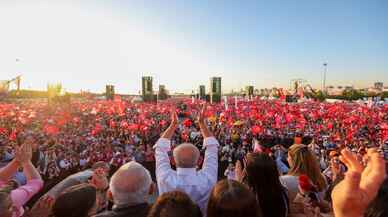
xmin=14 ymin=142 xmax=33 ymax=165
xmin=332 ymin=148 xmax=386 ymax=217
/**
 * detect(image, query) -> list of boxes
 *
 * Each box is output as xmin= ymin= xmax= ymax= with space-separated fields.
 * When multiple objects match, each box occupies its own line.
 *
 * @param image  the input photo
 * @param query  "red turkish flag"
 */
xmin=183 ymin=119 xmax=193 ymax=127
xmin=9 ymin=130 xmax=17 ymax=141
xmin=120 ymin=121 xmax=129 ymax=129
xmin=44 ymin=125 xmax=59 ymax=135
xmin=128 ymin=124 xmax=139 ymax=131
xmin=109 ymin=120 xmax=116 ymax=128
xmin=381 ymin=123 xmax=388 ymax=141
xmin=117 ymin=103 xmax=125 ymax=116
xmin=327 ymin=122 xmax=334 ymax=130
xmin=159 ymin=120 xmax=167 ymax=126
xmin=251 ymin=126 xmax=262 ymax=135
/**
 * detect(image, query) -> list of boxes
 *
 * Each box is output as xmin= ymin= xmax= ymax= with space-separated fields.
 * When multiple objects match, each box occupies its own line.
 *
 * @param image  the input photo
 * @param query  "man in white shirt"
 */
xmin=154 ymin=105 xmax=219 ymax=214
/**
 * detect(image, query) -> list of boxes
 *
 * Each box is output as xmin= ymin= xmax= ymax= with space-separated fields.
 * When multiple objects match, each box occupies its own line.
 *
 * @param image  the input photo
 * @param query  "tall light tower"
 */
xmin=322 ymin=62 xmax=328 ymax=93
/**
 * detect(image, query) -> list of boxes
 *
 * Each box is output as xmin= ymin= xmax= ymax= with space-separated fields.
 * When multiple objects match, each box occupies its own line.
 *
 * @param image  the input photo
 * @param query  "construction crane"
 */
xmin=288 ymin=79 xmax=322 ymax=99
xmin=290 ymin=79 xmax=307 ymax=95
xmin=304 ymin=84 xmax=317 ymax=95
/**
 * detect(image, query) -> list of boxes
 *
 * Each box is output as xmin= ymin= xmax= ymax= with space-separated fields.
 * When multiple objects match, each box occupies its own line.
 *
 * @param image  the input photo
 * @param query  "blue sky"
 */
xmin=0 ymin=0 xmax=387 ymax=94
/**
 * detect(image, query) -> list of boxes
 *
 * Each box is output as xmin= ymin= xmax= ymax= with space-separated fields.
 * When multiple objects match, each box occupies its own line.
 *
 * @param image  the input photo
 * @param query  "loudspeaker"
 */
xmin=286 ymin=95 xmax=297 ymax=103
xmin=106 ymin=85 xmax=115 ymax=100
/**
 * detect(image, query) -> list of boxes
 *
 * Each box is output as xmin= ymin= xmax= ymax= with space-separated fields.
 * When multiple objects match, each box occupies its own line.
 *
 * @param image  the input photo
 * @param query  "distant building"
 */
xmin=105 ymin=85 xmax=115 ymax=100
xmin=158 ymin=85 xmax=168 ymax=100
xmin=374 ymin=82 xmax=384 ymax=91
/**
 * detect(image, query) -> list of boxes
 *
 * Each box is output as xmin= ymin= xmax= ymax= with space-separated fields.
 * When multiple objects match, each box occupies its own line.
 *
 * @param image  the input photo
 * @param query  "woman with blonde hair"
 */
xmin=280 ymin=144 xmax=327 ymax=202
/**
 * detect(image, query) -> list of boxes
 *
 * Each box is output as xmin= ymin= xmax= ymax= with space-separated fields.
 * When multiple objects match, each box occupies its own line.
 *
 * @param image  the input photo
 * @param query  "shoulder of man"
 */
xmin=93 ymin=211 xmax=115 ymax=217
xmin=93 ymin=205 xmax=150 ymax=217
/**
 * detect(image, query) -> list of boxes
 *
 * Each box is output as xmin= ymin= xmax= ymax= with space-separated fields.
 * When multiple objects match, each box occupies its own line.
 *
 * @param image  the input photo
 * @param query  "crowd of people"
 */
xmin=0 ymin=97 xmax=387 ymax=217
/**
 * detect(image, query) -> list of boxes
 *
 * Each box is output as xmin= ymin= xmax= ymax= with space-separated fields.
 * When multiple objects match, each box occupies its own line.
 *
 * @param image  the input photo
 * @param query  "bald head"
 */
xmin=110 ymin=161 xmax=152 ymax=206
xmin=173 ymin=143 xmax=200 ymax=168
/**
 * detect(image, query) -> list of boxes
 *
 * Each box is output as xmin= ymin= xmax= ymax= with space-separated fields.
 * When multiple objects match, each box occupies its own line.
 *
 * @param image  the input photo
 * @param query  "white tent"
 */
xmin=131 ymin=96 xmax=143 ymax=103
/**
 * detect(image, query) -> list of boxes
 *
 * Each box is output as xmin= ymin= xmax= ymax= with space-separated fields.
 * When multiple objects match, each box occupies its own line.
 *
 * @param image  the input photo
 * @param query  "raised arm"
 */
xmin=154 ymin=107 xmax=179 ymax=182
xmin=198 ymin=104 xmax=213 ymax=138
xmin=10 ymin=143 xmax=44 ymax=210
xmin=198 ymin=104 xmax=219 ymax=184
xmin=161 ymin=106 xmax=178 ymax=139
xmin=332 ymin=148 xmax=386 ymax=217
xmin=19 ymin=143 xmax=42 ymax=181
xmin=0 ymin=159 xmax=20 ymax=182
xmin=0 ymin=141 xmax=40 ymax=182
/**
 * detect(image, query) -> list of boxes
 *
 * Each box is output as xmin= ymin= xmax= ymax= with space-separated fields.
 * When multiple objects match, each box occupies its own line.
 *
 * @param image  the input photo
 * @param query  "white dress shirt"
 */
xmin=154 ymin=137 xmax=219 ymax=214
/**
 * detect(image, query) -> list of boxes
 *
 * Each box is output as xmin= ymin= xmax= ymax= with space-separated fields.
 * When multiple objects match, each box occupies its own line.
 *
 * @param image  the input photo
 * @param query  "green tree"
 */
xmin=47 ymin=83 xmax=62 ymax=98
xmin=342 ymin=89 xmax=364 ymax=100
xmin=381 ymin=91 xmax=388 ymax=99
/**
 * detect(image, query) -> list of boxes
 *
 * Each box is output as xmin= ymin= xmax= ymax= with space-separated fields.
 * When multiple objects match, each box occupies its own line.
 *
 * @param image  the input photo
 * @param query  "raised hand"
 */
xmin=198 ymin=104 xmax=213 ymax=138
xmin=161 ymin=106 xmax=179 ymax=139
xmin=332 ymin=148 xmax=386 ymax=217
xmin=235 ymin=160 xmax=246 ymax=182
xmin=89 ymin=168 xmax=109 ymax=190
xmin=14 ymin=142 xmax=33 ymax=165
xmin=170 ymin=106 xmax=179 ymax=128
xmin=330 ymin=157 xmax=343 ymax=181
xmin=198 ymin=104 xmax=206 ymax=125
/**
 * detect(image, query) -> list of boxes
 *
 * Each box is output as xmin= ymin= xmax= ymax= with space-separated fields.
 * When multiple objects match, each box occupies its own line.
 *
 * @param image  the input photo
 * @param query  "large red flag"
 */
xmin=44 ymin=125 xmax=60 ymax=135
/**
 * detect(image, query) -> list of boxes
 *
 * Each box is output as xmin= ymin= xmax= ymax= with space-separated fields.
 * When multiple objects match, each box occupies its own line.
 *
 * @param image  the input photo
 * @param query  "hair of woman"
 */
xmin=207 ymin=179 xmax=261 ymax=217
xmin=147 ymin=190 xmax=202 ymax=217
xmin=288 ymin=144 xmax=327 ymax=191
xmin=244 ymin=152 xmax=288 ymax=217
xmin=51 ymin=183 xmax=96 ymax=217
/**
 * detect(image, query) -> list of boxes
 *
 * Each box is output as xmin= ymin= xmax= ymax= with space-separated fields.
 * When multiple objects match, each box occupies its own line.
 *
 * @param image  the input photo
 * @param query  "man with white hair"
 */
xmin=94 ymin=161 xmax=153 ymax=217
xmin=154 ymin=105 xmax=219 ymax=214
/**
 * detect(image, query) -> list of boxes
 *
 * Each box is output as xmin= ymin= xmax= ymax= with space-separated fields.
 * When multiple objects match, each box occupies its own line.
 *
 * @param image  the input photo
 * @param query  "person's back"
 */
xmin=95 ymin=204 xmax=149 ymax=217
xmin=154 ymin=106 xmax=219 ymax=214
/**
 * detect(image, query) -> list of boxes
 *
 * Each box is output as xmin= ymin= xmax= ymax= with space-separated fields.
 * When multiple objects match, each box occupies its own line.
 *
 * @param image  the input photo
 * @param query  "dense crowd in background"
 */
xmin=0 ymin=97 xmax=387 ymax=217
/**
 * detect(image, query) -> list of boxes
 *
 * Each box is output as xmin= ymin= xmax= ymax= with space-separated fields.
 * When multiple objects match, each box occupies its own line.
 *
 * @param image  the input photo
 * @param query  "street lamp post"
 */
xmin=322 ymin=63 xmax=328 ymax=93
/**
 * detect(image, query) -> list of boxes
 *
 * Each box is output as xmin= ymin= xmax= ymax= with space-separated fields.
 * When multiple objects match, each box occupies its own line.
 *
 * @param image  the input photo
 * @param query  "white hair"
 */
xmin=109 ymin=161 xmax=152 ymax=206
xmin=173 ymin=143 xmax=200 ymax=168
